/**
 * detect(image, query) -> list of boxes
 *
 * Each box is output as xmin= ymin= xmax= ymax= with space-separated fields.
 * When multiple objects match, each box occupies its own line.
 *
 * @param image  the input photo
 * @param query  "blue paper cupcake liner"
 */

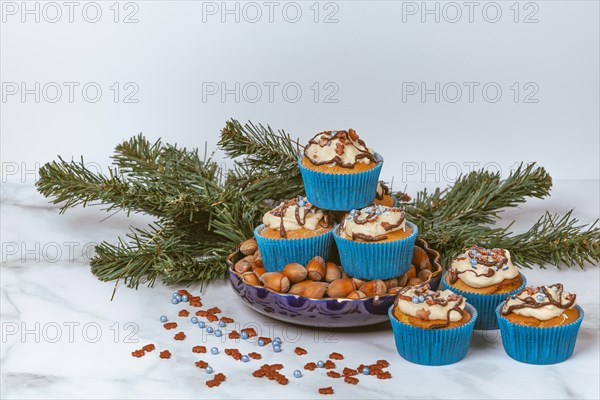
xmin=254 ymin=224 xmax=334 ymax=272
xmin=333 ymin=222 xmax=418 ymax=280
xmin=298 ymin=154 xmax=383 ymax=211
xmin=442 ymin=273 xmax=527 ymax=330
xmin=388 ymin=303 xmax=478 ymax=366
xmin=496 ymin=303 xmax=584 ymax=365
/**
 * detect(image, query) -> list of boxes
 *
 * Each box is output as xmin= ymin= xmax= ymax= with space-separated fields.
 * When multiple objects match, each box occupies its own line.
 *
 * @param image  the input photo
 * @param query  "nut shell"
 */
xmin=234 ymin=258 xmax=254 ymax=274
xmin=417 ymin=269 xmax=432 ymax=282
xmin=302 ymin=282 xmax=328 ymax=299
xmin=346 ymin=290 xmax=367 ymax=300
xmin=260 ymin=272 xmax=291 ymax=293
xmin=359 ymin=280 xmax=387 ymax=297
xmin=397 ymin=274 xmax=408 ymax=287
xmin=306 ymin=256 xmax=326 ymax=281
xmin=407 ymin=277 xmax=423 ymax=286
xmin=253 ymin=267 xmax=267 ymax=278
xmin=326 ymin=278 xmax=355 ymax=298
xmin=282 ymin=263 xmax=308 ymax=284
xmin=324 ymin=262 xmax=342 ymax=282
xmin=240 ymin=239 xmax=258 ymax=256
xmin=289 ymin=280 xmax=313 ymax=295
xmin=242 ymin=272 xmax=260 ymax=286
xmin=384 ymin=278 xmax=399 ymax=289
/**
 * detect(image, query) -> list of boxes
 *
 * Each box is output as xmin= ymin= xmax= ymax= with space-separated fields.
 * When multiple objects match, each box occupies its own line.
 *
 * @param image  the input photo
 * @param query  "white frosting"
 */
xmin=376 ymin=181 xmax=388 ymax=199
xmin=449 ymin=248 xmax=519 ymax=288
xmin=304 ymin=130 xmax=376 ymax=166
xmin=396 ymin=287 xmax=465 ymax=322
xmin=342 ymin=205 xmax=406 ymax=240
xmin=262 ymin=199 xmax=326 ymax=232
xmin=502 ymin=284 xmax=576 ymax=321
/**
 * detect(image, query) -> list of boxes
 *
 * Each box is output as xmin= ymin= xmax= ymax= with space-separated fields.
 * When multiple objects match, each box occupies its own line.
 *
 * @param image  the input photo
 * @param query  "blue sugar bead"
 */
xmin=411 ymin=297 xmax=419 ymax=304
xmin=418 ymin=295 xmax=425 ymax=303
xmin=241 ymin=355 xmax=250 ymax=362
xmin=317 ymin=360 xmax=325 ymax=368
xmin=181 ymin=295 xmax=189 ymax=302
xmin=206 ymin=326 xmax=214 ymax=334
xmin=206 ymin=366 xmax=213 ymax=374
xmin=160 ymin=315 xmax=167 ymax=323
xmin=258 ymin=339 xmax=265 ymax=346
xmin=218 ymin=320 xmax=226 ymax=327
xmin=171 ymin=298 xmax=179 ymax=305
xmin=198 ymin=321 xmax=206 ymax=329
xmin=293 ymin=370 xmax=302 ymax=378
xmin=362 ymin=367 xmax=370 ymax=375
xmin=214 ymin=329 xmax=222 ymax=337
xmin=191 ymin=317 xmax=198 ymax=324
xmin=211 ymin=347 xmax=219 ymax=355
xmin=273 ymin=344 xmax=282 ymax=353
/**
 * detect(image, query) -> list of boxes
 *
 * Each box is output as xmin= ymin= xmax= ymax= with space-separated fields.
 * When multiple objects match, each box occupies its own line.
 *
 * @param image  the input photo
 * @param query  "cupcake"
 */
xmin=373 ymin=181 xmax=398 ymax=207
xmin=254 ymin=196 xmax=334 ymax=272
xmin=443 ymin=245 xmax=526 ymax=330
xmin=333 ymin=204 xmax=418 ymax=280
xmin=388 ymin=285 xmax=477 ymax=365
xmin=298 ymin=129 xmax=383 ymax=210
xmin=496 ymin=283 xmax=583 ymax=364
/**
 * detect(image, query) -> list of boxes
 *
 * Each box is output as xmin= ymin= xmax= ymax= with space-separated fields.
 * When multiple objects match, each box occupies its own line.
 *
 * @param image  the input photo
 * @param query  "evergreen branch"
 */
xmin=490 ymin=211 xmax=600 ymax=269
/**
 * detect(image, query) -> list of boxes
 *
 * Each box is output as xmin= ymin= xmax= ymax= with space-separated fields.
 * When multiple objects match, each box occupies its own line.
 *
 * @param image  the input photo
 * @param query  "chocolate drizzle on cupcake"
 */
xmin=395 ymin=286 xmax=467 ymax=329
xmin=304 ymin=129 xmax=377 ymax=168
xmin=341 ymin=205 xmax=406 ymax=242
xmin=264 ymin=196 xmax=330 ymax=239
xmin=501 ymin=283 xmax=576 ymax=320
xmin=447 ymin=245 xmax=518 ymax=288
xmin=375 ymin=181 xmax=391 ymax=200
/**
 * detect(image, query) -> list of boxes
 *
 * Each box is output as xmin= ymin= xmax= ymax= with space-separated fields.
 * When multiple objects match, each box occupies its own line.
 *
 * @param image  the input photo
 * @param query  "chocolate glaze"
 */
xmin=375 ymin=181 xmax=390 ymax=200
xmin=343 ymin=207 xmax=405 ymax=242
xmin=304 ymin=129 xmax=377 ymax=168
xmin=501 ymin=283 xmax=576 ymax=316
xmin=269 ymin=197 xmax=329 ymax=239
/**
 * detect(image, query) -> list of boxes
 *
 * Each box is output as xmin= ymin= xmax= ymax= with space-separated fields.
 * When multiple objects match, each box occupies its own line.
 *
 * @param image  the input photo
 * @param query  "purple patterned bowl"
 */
xmin=227 ymin=238 xmax=443 ymax=328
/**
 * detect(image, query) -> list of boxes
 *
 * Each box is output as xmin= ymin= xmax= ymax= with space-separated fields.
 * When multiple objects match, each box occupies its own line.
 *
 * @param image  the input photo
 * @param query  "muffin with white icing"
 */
xmin=496 ymin=283 xmax=584 ymax=364
xmin=500 ymin=283 xmax=579 ymax=328
xmin=333 ymin=204 xmax=418 ymax=280
xmin=388 ymin=285 xmax=478 ymax=365
xmin=254 ymin=196 xmax=334 ymax=272
xmin=443 ymin=245 xmax=527 ymax=330
xmin=298 ymin=129 xmax=383 ymax=210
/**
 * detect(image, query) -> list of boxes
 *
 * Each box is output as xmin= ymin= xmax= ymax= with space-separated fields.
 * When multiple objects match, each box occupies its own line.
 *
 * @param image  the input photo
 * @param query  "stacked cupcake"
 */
xmin=254 ymin=129 xmax=417 ymax=282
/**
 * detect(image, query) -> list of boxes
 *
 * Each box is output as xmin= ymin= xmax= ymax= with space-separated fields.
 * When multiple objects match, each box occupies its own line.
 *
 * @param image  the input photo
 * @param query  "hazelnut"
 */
xmin=234 ymin=258 xmax=254 ymax=274
xmin=408 ymin=277 xmax=423 ymax=286
xmin=240 ymin=239 xmax=258 ymax=255
xmin=406 ymin=264 xmax=417 ymax=280
xmin=327 ymin=278 xmax=356 ymax=298
xmin=346 ymin=290 xmax=367 ymax=299
xmin=359 ymin=280 xmax=387 ymax=297
xmin=384 ymin=278 xmax=399 ymax=289
xmin=302 ymin=282 xmax=328 ymax=299
xmin=253 ymin=267 xmax=267 ymax=278
xmin=289 ymin=280 xmax=313 ymax=295
xmin=260 ymin=272 xmax=291 ymax=293
xmin=324 ymin=262 xmax=342 ymax=282
xmin=306 ymin=256 xmax=326 ymax=281
xmin=242 ymin=272 xmax=260 ymax=286
xmin=282 ymin=263 xmax=308 ymax=284
xmin=397 ymin=274 xmax=408 ymax=287
xmin=418 ymin=269 xmax=432 ymax=282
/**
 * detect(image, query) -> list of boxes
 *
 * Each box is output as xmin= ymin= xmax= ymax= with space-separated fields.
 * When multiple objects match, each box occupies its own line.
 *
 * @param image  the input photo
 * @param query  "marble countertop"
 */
xmin=1 ymin=181 xmax=599 ymax=399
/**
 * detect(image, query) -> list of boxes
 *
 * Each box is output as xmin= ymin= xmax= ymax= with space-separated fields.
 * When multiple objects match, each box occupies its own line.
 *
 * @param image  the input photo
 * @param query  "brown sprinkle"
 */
xmin=195 ymin=360 xmax=208 ymax=369
xmin=344 ymin=376 xmax=359 ymax=385
xmin=131 ymin=349 xmax=145 ymax=358
xmin=248 ymin=352 xmax=262 ymax=360
xmin=323 ymin=360 xmax=336 ymax=369
xmin=178 ymin=309 xmax=190 ymax=317
xmin=174 ymin=332 xmax=186 ymax=340
xmin=207 ymin=307 xmax=221 ymax=314
xmin=229 ymin=331 xmax=240 ymax=339
xmin=343 ymin=367 xmax=358 ymax=376
xmin=377 ymin=371 xmax=392 ymax=380
xmin=294 ymin=347 xmax=308 ymax=356
xmin=221 ymin=317 xmax=234 ymax=323
xmin=319 ymin=387 xmax=334 ymax=395
xmin=192 ymin=346 xmax=206 ymax=353
xmin=329 ymin=352 xmax=344 ymax=360
xmin=258 ymin=336 xmax=272 ymax=345
xmin=142 ymin=344 xmax=155 ymax=352
xmin=241 ymin=328 xmax=257 ymax=338
xmin=327 ymin=371 xmax=342 ymax=378
xmin=163 ymin=322 xmax=177 ymax=330
xmin=159 ymin=350 xmax=171 ymax=359
xmin=304 ymin=362 xmax=317 ymax=371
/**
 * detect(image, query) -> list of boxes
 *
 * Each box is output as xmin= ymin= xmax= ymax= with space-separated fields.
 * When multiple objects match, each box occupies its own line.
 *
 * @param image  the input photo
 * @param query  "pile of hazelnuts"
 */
xmin=233 ymin=239 xmax=436 ymax=299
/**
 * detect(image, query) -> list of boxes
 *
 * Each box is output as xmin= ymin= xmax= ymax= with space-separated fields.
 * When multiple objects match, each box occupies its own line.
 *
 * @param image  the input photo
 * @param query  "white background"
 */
xmin=1 ymin=0 xmax=599 ymax=186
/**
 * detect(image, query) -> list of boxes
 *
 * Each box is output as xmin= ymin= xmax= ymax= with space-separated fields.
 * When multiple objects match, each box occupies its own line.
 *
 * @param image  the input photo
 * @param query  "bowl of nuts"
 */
xmin=227 ymin=237 xmax=442 ymax=327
